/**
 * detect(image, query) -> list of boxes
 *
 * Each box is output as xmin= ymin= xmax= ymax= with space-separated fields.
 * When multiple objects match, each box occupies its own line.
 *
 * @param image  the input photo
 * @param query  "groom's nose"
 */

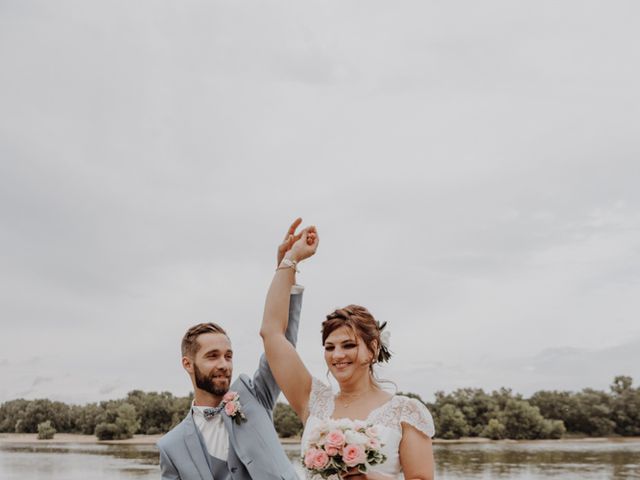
xmin=217 ymin=357 xmax=232 ymax=371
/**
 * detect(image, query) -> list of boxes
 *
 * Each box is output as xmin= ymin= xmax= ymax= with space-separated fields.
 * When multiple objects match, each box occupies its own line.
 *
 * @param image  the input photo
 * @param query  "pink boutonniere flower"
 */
xmin=222 ymin=391 xmax=247 ymax=424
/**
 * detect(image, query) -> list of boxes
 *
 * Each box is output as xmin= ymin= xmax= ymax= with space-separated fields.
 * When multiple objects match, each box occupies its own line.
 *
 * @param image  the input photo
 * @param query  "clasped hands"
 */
xmin=276 ymin=217 xmax=318 ymax=266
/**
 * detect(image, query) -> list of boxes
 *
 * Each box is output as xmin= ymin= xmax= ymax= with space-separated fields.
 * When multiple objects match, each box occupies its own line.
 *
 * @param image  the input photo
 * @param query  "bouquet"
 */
xmin=302 ymin=419 xmax=387 ymax=479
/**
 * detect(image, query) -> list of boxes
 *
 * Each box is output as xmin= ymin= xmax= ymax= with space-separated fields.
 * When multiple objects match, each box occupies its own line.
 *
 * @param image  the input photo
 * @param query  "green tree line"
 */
xmin=1 ymin=376 xmax=638 ymax=441
xmin=0 ymin=390 xmax=193 ymax=440
xmin=409 ymin=375 xmax=640 ymax=440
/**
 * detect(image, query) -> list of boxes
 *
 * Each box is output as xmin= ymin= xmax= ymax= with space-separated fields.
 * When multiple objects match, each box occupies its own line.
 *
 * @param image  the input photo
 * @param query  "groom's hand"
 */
xmin=277 ymin=217 xmax=303 ymax=267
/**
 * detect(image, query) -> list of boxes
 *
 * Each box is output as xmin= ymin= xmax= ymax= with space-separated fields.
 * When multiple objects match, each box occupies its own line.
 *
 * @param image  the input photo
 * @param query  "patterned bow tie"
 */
xmin=202 ymin=405 xmax=224 ymax=420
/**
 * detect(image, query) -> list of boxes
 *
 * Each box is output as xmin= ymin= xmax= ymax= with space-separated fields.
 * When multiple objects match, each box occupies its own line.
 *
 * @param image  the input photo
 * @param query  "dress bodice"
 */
xmin=300 ymin=378 xmax=435 ymax=479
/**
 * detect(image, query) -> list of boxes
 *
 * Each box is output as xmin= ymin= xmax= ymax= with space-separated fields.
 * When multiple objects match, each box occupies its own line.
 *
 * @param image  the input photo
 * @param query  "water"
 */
xmin=433 ymin=440 xmax=640 ymax=479
xmin=0 ymin=443 xmax=158 ymax=480
xmin=1 ymin=439 xmax=639 ymax=479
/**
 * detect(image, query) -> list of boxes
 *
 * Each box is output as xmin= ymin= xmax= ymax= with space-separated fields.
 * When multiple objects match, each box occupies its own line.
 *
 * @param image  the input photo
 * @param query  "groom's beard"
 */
xmin=194 ymin=364 xmax=231 ymax=396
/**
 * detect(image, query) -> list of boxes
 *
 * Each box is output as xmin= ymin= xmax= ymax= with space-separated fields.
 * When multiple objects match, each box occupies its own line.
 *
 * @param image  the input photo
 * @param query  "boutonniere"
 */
xmin=222 ymin=391 xmax=247 ymax=424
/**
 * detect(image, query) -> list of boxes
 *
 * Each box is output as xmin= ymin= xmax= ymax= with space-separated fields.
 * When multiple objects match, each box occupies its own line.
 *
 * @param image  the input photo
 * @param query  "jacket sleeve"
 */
xmin=158 ymin=444 xmax=181 ymax=480
xmin=251 ymin=290 xmax=302 ymax=411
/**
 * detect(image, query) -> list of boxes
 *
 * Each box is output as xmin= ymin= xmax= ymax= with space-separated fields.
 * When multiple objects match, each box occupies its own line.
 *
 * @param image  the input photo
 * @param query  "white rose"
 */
xmin=307 ymin=426 xmax=322 ymax=444
xmin=353 ymin=420 xmax=367 ymax=430
xmin=345 ymin=430 xmax=370 ymax=445
xmin=336 ymin=419 xmax=355 ymax=430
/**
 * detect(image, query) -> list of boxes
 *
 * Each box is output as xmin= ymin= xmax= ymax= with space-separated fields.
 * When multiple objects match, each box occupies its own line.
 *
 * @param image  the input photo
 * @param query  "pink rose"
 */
xmin=224 ymin=401 xmax=238 ymax=416
xmin=223 ymin=391 xmax=237 ymax=403
xmin=324 ymin=429 xmax=346 ymax=448
xmin=304 ymin=449 xmax=317 ymax=469
xmin=325 ymin=445 xmax=340 ymax=456
xmin=366 ymin=437 xmax=381 ymax=450
xmin=342 ymin=444 xmax=367 ymax=467
xmin=312 ymin=449 xmax=330 ymax=469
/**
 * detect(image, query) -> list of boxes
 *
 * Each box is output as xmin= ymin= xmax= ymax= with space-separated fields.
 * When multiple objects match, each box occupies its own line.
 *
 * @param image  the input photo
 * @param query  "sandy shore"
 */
xmin=432 ymin=436 xmax=640 ymax=445
xmin=0 ymin=433 xmax=302 ymax=445
xmin=0 ymin=433 xmax=161 ymax=445
xmin=2 ymin=433 xmax=639 ymax=446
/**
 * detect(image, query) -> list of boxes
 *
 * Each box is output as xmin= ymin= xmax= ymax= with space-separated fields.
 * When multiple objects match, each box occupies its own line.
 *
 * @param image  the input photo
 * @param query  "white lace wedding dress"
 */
xmin=300 ymin=378 xmax=435 ymax=479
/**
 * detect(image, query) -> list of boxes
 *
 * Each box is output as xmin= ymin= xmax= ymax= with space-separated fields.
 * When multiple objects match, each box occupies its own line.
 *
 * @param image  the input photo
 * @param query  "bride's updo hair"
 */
xmin=321 ymin=305 xmax=392 ymax=366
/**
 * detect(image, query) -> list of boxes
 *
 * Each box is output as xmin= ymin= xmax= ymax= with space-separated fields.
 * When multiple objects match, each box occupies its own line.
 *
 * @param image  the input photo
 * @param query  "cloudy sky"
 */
xmin=1 ymin=0 xmax=639 ymax=405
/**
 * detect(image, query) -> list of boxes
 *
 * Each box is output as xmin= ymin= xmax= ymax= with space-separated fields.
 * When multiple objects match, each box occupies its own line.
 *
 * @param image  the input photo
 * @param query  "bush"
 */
xmin=70 ymin=403 xmax=103 ymax=435
xmin=0 ymin=399 xmax=29 ymax=433
xmin=482 ymin=418 xmax=506 ymax=440
xmin=573 ymin=389 xmax=616 ymax=436
xmin=114 ymin=403 xmax=140 ymax=439
xmin=273 ymin=403 xmax=302 ymax=438
xmin=542 ymin=419 xmax=566 ymax=439
xmin=94 ymin=403 xmax=140 ymax=440
xmin=437 ymin=404 xmax=470 ymax=439
xmin=37 ymin=420 xmax=56 ymax=440
xmin=10 ymin=399 xmax=72 ymax=433
xmin=95 ymin=422 xmax=119 ymax=440
xmin=610 ymin=377 xmax=640 ymax=436
xmin=125 ymin=390 xmax=176 ymax=434
xmin=498 ymin=399 xmax=565 ymax=440
xmin=529 ymin=390 xmax=580 ymax=431
xmin=434 ymin=388 xmax=498 ymax=437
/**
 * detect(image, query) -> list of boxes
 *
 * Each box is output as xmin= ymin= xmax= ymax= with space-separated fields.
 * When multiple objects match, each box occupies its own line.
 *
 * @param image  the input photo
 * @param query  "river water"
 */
xmin=1 ymin=439 xmax=639 ymax=479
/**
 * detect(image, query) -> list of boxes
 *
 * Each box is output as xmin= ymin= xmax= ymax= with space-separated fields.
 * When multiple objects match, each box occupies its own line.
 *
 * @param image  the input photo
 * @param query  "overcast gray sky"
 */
xmin=1 ymin=0 xmax=639 ymax=405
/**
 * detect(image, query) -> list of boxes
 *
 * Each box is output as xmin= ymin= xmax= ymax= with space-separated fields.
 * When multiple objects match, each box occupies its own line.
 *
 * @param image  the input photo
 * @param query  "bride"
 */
xmin=260 ymin=223 xmax=435 ymax=480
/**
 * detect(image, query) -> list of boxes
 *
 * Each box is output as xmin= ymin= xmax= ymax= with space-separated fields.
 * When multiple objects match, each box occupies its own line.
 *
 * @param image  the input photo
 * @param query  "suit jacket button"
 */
xmin=230 ymin=467 xmax=238 ymax=473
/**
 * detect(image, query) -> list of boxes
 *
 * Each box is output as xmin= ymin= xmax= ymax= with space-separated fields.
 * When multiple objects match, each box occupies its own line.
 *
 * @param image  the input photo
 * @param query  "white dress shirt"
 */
xmin=192 ymin=404 xmax=230 ymax=460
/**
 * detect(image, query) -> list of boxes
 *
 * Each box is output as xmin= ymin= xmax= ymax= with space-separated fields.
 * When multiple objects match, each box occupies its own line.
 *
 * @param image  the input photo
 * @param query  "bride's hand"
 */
xmin=342 ymin=470 xmax=394 ymax=480
xmin=288 ymin=226 xmax=319 ymax=263
xmin=341 ymin=468 xmax=366 ymax=479
xmin=277 ymin=217 xmax=303 ymax=267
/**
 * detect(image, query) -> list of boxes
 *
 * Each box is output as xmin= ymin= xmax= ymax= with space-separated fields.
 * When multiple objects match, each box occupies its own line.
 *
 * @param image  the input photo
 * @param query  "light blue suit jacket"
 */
xmin=157 ymin=292 xmax=302 ymax=480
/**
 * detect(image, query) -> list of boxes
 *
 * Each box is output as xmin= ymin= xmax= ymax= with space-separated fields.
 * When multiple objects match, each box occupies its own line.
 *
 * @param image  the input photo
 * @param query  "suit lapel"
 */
xmin=182 ymin=413 xmax=214 ymax=480
xmin=221 ymin=410 xmax=236 ymax=454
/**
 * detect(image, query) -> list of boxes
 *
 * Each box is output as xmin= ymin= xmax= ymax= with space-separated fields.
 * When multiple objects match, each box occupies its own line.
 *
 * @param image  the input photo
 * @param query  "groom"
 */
xmin=157 ymin=219 xmax=306 ymax=480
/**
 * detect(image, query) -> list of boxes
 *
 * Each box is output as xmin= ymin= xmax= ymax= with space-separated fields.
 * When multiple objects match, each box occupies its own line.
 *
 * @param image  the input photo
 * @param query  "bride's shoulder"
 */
xmin=391 ymin=394 xmax=436 ymax=438
xmin=308 ymin=377 xmax=333 ymax=416
xmin=310 ymin=376 xmax=332 ymax=396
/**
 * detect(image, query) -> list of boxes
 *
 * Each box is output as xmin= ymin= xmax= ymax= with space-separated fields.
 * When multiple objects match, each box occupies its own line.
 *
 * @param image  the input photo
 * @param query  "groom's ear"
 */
xmin=182 ymin=356 xmax=194 ymax=373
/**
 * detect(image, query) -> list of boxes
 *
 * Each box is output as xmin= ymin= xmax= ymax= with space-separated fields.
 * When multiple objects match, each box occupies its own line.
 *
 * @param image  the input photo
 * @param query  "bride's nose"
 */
xmin=332 ymin=347 xmax=347 ymax=359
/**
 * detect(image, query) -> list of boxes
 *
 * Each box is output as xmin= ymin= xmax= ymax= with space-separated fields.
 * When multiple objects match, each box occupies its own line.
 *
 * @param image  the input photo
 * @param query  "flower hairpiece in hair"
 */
xmin=380 ymin=329 xmax=391 ymax=349
xmin=376 ymin=321 xmax=392 ymax=363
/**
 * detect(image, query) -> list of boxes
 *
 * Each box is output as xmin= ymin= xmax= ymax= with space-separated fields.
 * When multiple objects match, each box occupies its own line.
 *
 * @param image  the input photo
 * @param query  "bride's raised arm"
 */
xmin=260 ymin=225 xmax=318 ymax=422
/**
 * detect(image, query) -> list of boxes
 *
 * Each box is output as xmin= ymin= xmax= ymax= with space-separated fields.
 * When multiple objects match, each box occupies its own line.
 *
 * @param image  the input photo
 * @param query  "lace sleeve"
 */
xmin=399 ymin=397 xmax=435 ymax=438
xmin=308 ymin=377 xmax=333 ymax=419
